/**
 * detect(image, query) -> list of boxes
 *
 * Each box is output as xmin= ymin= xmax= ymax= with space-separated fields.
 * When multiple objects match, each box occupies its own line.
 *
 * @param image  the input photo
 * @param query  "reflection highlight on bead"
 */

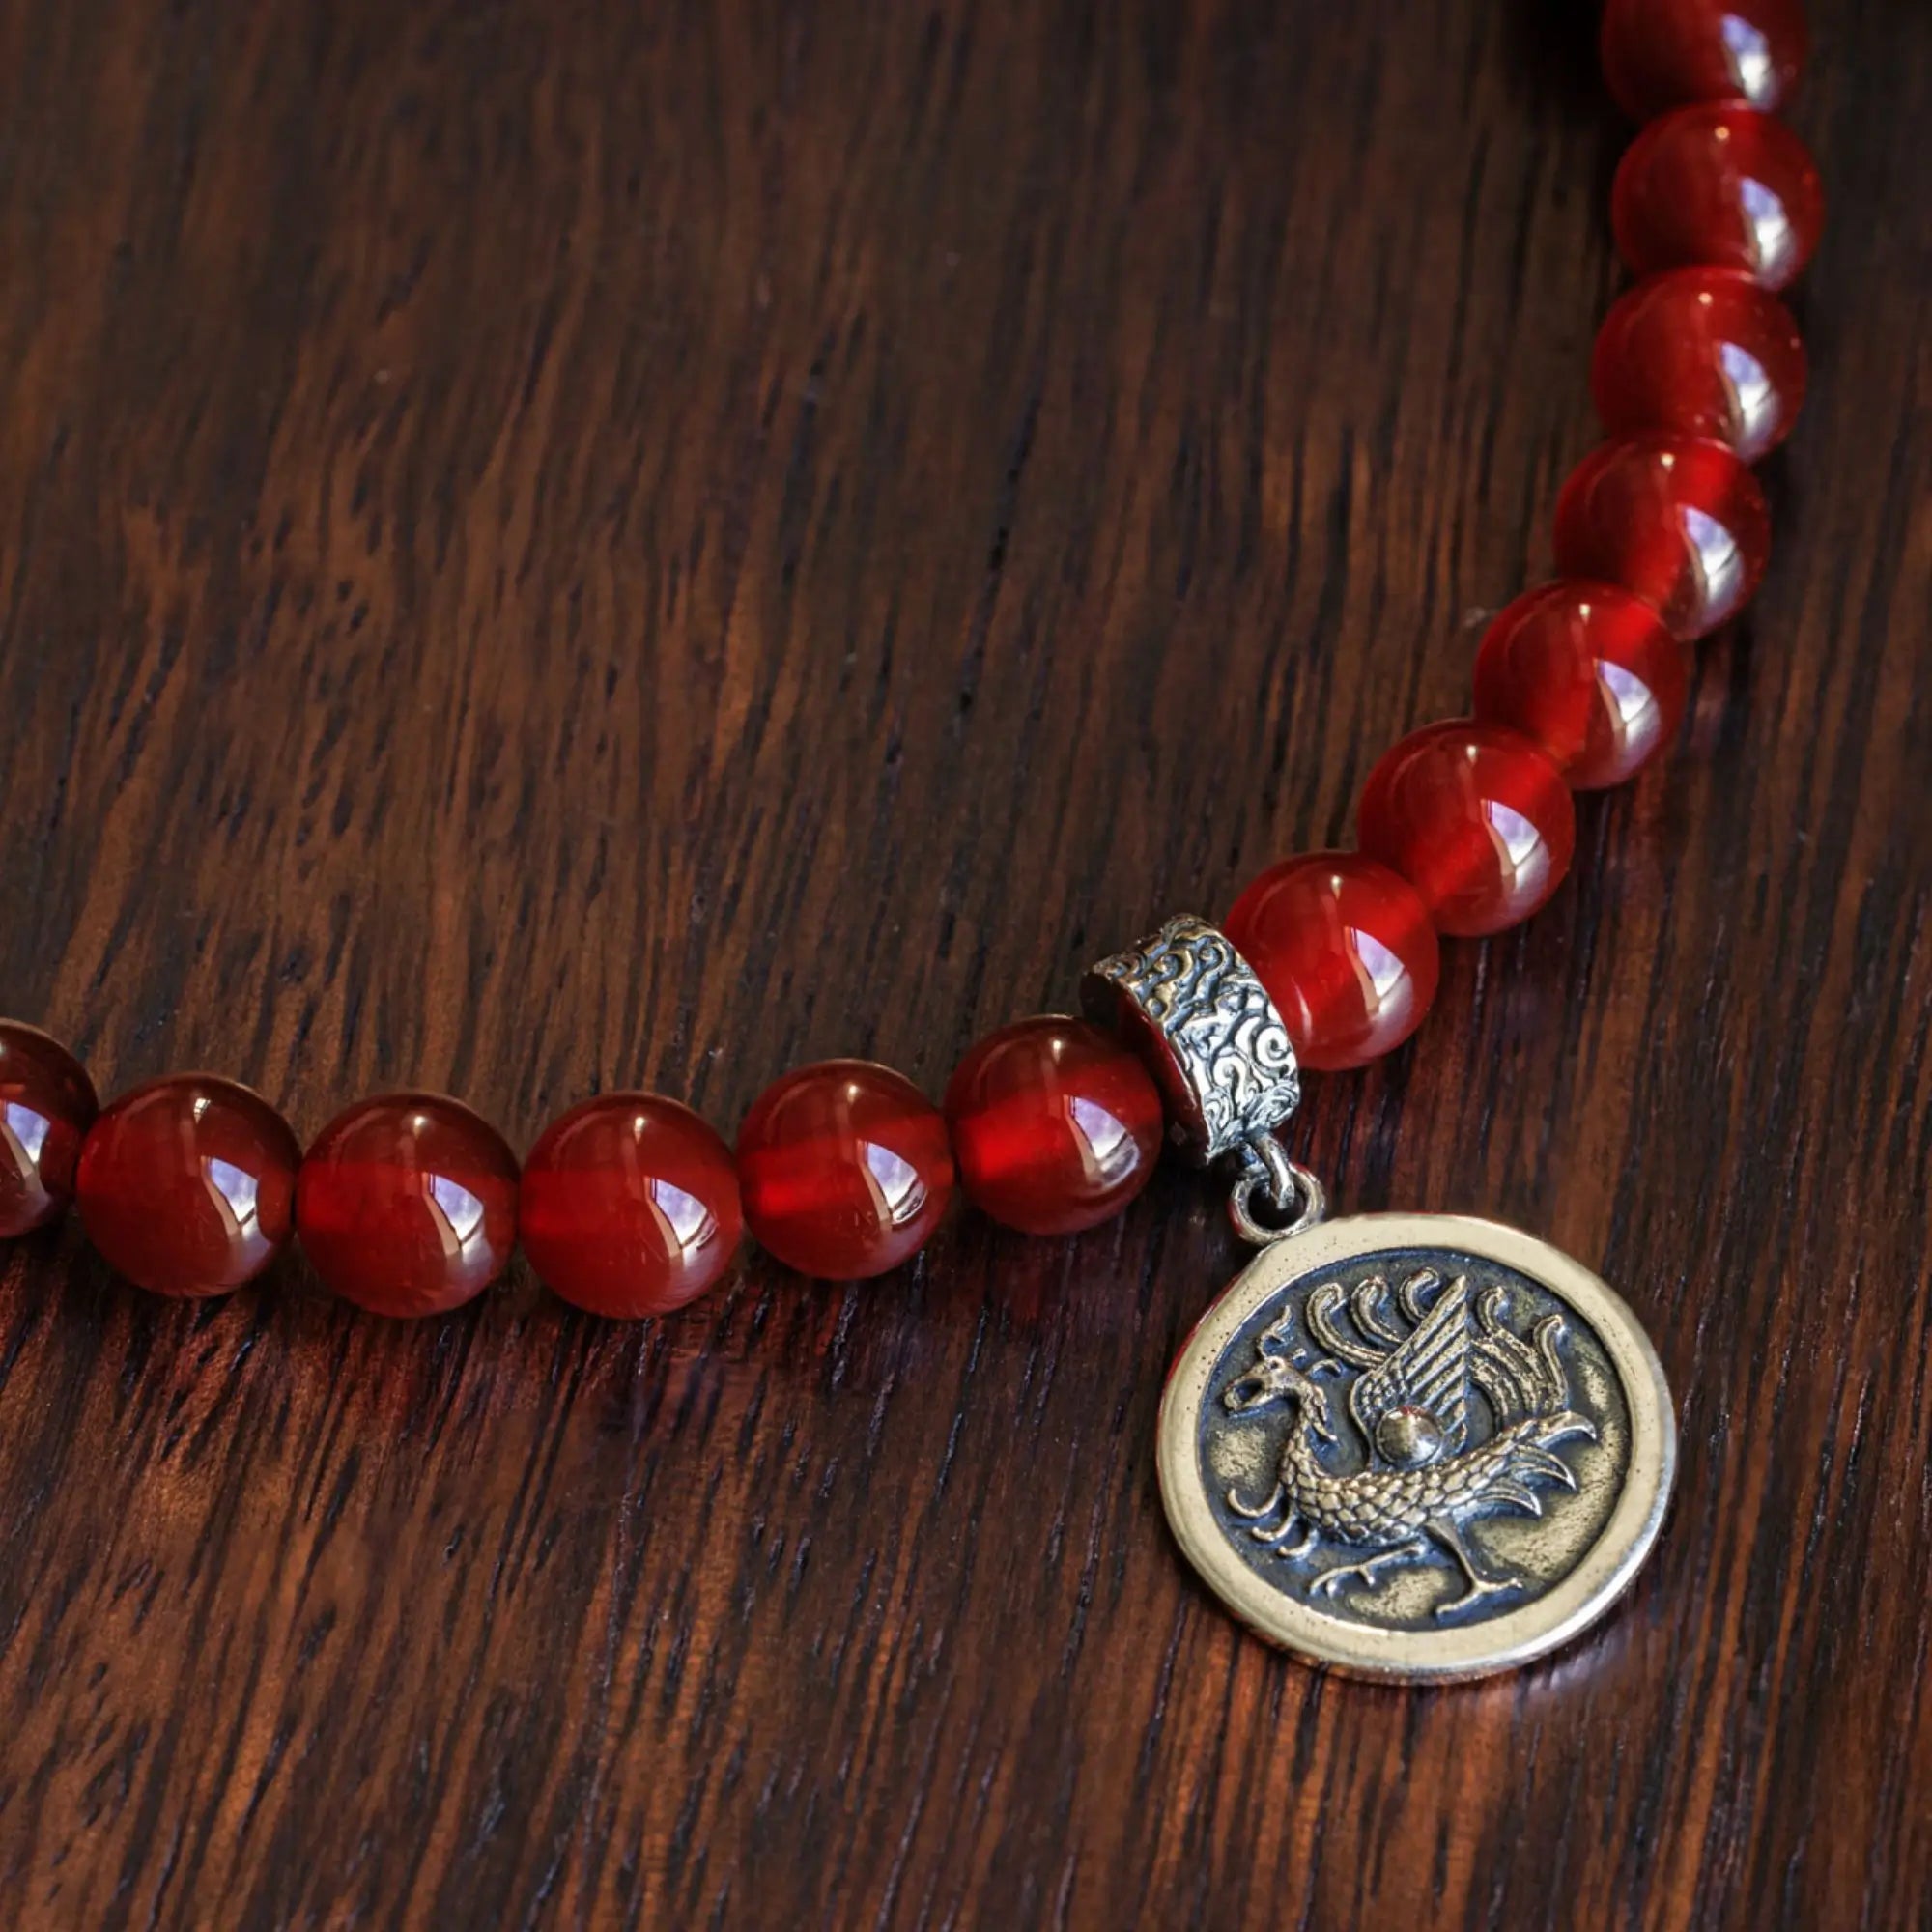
xmin=863 ymin=1140 xmax=926 ymax=1228
xmin=1066 ymin=1094 xmax=1134 ymax=1184
xmin=1736 ymin=174 xmax=1795 ymax=286
xmin=5 ymin=1102 xmax=49 ymax=1169
xmin=429 ymin=1171 xmax=487 ymax=1250
xmin=652 ymin=1179 xmax=717 ymax=1257
xmin=1598 ymin=661 xmax=1660 ymax=745
xmin=1683 ymin=504 xmax=1744 ymax=626
xmin=1724 ymin=17 xmax=1776 ymax=101
xmin=1717 ymin=340 xmax=1774 ymax=449
xmin=204 ymin=1157 xmax=261 ymax=1241
xmin=1354 ymin=931 xmax=1406 ymax=1009
xmin=1485 ymin=801 xmax=1551 ymax=903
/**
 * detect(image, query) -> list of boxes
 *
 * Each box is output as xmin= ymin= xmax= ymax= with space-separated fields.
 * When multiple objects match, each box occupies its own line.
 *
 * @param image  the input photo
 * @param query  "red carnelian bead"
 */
xmin=1357 ymin=721 xmax=1577 ymax=938
xmin=75 ymin=1075 xmax=299 ymax=1297
xmin=298 ymin=1094 xmax=520 ymax=1317
xmin=0 ymin=1022 xmax=98 ymax=1237
xmin=1473 ymin=582 xmax=1690 ymax=790
xmin=1552 ymin=434 xmax=1770 ymax=642
xmin=1601 ymin=0 xmax=1807 ymax=120
xmin=521 ymin=1094 xmax=742 ymax=1318
xmin=737 ymin=1060 xmax=952 ymax=1279
xmin=1611 ymin=103 xmax=1824 ymax=292
xmin=1225 ymin=855 xmax=1441 ymax=1070
xmin=944 ymin=1017 xmax=1164 ymax=1236
xmin=1593 ymin=269 xmax=1806 ymax=464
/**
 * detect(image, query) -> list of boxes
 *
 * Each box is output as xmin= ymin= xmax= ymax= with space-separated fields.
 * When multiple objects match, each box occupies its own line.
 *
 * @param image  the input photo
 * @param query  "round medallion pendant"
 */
xmin=1157 ymin=1213 xmax=1676 ymax=1681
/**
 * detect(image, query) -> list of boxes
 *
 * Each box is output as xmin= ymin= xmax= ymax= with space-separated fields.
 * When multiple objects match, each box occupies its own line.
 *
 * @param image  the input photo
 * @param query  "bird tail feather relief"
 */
xmin=1485 ymin=1476 xmax=1545 ymax=1517
xmin=1510 ymin=1438 xmax=1584 ymax=1488
xmin=1531 ymin=1410 xmax=1598 ymax=1450
xmin=1487 ymin=1412 xmax=1595 ymax=1515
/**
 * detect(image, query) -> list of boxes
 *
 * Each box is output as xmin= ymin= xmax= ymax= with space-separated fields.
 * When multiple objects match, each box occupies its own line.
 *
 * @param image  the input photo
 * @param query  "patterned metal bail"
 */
xmin=1081 ymin=915 xmax=1324 ymax=1241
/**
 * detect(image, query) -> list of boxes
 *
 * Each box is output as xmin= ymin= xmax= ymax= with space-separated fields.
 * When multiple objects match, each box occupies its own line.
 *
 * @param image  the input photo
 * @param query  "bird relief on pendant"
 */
xmin=1157 ymin=1213 xmax=1676 ymax=1681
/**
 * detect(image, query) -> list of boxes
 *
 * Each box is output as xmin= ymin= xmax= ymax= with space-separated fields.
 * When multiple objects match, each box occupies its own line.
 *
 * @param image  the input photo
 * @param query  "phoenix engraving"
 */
xmin=1219 ymin=1267 xmax=1597 ymax=1616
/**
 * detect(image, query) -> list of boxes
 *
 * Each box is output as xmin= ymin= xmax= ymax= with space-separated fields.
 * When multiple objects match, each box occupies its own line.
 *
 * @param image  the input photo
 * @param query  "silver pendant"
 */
xmin=1158 ymin=1213 xmax=1675 ymax=1681
xmin=1088 ymin=915 xmax=1677 ymax=1681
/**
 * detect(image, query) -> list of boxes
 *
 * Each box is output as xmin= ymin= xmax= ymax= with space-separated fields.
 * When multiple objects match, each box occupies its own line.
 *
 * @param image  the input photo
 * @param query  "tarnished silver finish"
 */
xmin=1158 ymin=1213 xmax=1676 ymax=1681
xmin=1082 ymin=916 xmax=1300 ymax=1166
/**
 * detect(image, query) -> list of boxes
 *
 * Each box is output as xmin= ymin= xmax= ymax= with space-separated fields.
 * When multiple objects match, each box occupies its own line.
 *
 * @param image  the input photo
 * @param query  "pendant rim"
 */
xmin=1157 ymin=1210 xmax=1678 ymax=1684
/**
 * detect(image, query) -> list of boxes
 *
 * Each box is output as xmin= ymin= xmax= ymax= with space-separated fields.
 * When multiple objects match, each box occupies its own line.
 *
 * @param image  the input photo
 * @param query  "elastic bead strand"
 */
xmin=0 ymin=0 xmax=1831 ymax=1311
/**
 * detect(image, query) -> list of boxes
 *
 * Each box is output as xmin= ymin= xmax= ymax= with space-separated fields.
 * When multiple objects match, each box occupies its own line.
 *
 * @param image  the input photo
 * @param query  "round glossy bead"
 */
xmin=1601 ymin=0 xmax=1807 ymax=120
xmin=1224 ymin=855 xmax=1441 ymax=1070
xmin=1552 ymin=434 xmax=1770 ymax=642
xmin=1356 ymin=721 xmax=1577 ymax=938
xmin=0 ymin=1022 xmax=98 ymax=1237
xmin=298 ymin=1094 xmax=520 ymax=1317
xmin=1473 ymin=582 xmax=1690 ymax=790
xmin=75 ymin=1075 xmax=299 ymax=1297
xmin=1611 ymin=102 xmax=1824 ymax=292
xmin=521 ymin=1095 xmax=742 ymax=1318
xmin=737 ymin=1060 xmax=952 ymax=1279
xmin=1593 ymin=269 xmax=1805 ymax=464
xmin=944 ymin=1018 xmax=1164 ymax=1236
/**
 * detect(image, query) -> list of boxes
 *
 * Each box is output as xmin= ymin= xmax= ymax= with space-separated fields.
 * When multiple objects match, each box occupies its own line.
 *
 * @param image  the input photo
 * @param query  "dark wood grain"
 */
xmin=0 ymin=0 xmax=1927 ymax=1924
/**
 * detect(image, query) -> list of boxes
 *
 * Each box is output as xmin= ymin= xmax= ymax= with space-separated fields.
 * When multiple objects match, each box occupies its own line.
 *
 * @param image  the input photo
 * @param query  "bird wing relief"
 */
xmin=1344 ymin=1272 xmax=1472 ymax=1457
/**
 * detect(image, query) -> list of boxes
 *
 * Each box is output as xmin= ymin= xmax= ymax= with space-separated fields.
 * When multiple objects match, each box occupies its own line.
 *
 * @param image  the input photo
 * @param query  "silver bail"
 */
xmin=1082 ymin=914 xmax=1320 ymax=1240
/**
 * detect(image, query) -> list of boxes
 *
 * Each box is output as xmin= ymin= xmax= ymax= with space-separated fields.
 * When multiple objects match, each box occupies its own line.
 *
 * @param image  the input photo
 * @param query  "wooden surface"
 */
xmin=0 ymin=1 xmax=1927 ymax=1925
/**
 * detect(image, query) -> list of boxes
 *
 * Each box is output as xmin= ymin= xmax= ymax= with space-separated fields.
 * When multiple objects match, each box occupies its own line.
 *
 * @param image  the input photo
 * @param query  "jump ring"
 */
xmin=1228 ymin=1151 xmax=1327 ymax=1247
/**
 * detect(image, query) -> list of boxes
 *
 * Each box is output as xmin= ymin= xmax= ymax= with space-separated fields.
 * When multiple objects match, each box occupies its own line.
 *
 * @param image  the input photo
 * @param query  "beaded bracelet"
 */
xmin=0 ymin=0 xmax=1822 ymax=1676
